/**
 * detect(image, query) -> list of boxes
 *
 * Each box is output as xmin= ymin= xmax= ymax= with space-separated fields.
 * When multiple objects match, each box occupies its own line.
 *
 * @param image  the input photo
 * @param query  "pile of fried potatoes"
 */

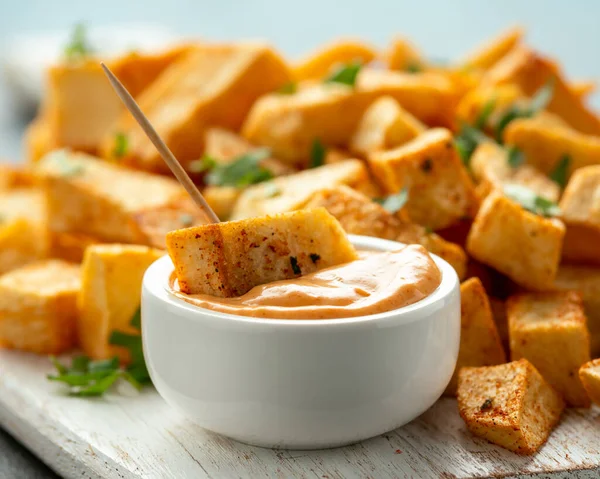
xmin=2 ymin=25 xmax=600 ymax=454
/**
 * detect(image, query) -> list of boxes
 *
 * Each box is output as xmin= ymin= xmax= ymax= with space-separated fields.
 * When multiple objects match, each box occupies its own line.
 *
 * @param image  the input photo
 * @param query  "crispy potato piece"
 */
xmin=559 ymin=165 xmax=600 ymax=265
xmin=579 ymin=359 xmax=600 ymax=405
xmin=571 ymin=80 xmax=596 ymax=100
xmin=445 ymin=278 xmax=506 ymax=396
xmin=508 ymin=291 xmax=591 ymax=407
xmin=36 ymin=151 xmax=198 ymax=244
xmin=458 ymin=359 xmax=564 ymax=455
xmin=167 ymin=208 xmax=357 ymax=297
xmin=368 ymin=128 xmax=478 ymax=230
xmin=466 ymin=191 xmax=565 ymax=291
xmin=293 ymin=39 xmax=377 ymax=81
xmin=78 ymin=244 xmax=164 ymax=361
xmin=350 ymin=96 xmax=426 ymax=156
xmin=103 ymin=44 xmax=291 ymax=172
xmin=459 ymin=26 xmax=524 ymax=71
xmin=242 ymin=69 xmax=459 ymax=165
xmin=0 ymin=260 xmax=80 ymax=354
xmin=23 ymin=114 xmax=58 ymax=163
xmin=384 ymin=36 xmax=424 ymax=71
xmin=504 ymin=117 xmax=600 ymax=177
xmin=304 ymin=185 xmax=467 ymax=279
xmin=471 ymin=142 xmax=560 ymax=202
xmin=50 ymin=232 xmax=101 ymax=263
xmin=483 ymin=47 xmax=600 ymax=136
xmin=229 ymin=160 xmax=379 ymax=220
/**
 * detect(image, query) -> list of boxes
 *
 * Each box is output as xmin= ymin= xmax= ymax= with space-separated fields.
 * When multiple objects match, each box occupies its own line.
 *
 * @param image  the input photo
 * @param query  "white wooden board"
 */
xmin=0 ymin=350 xmax=599 ymax=479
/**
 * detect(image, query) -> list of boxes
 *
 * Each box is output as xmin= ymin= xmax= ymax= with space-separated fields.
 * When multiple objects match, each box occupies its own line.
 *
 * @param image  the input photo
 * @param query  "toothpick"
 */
xmin=100 ymin=62 xmax=220 ymax=224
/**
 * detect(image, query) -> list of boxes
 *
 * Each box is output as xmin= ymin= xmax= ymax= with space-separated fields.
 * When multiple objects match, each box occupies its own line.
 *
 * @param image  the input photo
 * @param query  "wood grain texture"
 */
xmin=0 ymin=350 xmax=598 ymax=479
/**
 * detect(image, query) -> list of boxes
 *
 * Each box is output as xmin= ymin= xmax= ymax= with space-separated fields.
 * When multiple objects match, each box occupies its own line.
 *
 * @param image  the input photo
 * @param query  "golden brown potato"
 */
xmin=103 ymin=43 xmax=291 ymax=172
xmin=579 ymin=359 xmax=600 ymax=406
xmin=459 ymin=26 xmax=524 ymax=71
xmin=508 ymin=291 xmax=591 ymax=407
xmin=458 ymin=359 xmax=564 ymax=455
xmin=466 ymin=191 xmax=565 ymax=291
xmin=78 ymin=244 xmax=164 ymax=361
xmin=445 ymin=278 xmax=506 ymax=396
xmin=349 ymin=96 xmax=426 ymax=156
xmin=368 ymin=128 xmax=478 ymax=230
xmin=293 ymin=39 xmax=377 ymax=81
xmin=0 ymin=260 xmax=80 ymax=354
xmin=559 ymin=165 xmax=600 ymax=265
xmin=167 ymin=208 xmax=357 ymax=297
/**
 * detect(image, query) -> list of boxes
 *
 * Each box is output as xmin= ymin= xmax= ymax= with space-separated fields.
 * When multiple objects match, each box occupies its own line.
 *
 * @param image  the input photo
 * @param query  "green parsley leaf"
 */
xmin=189 ymin=155 xmax=218 ymax=174
xmin=205 ymin=148 xmax=273 ymax=187
xmin=474 ymin=98 xmax=496 ymax=130
xmin=278 ymin=82 xmax=297 ymax=94
xmin=506 ymin=146 xmax=525 ymax=169
xmin=290 ymin=256 xmax=302 ymax=275
xmin=309 ymin=139 xmax=326 ymax=168
xmin=374 ymin=187 xmax=408 ymax=214
xmin=454 ymin=124 xmax=489 ymax=167
xmin=64 ymin=23 xmax=93 ymax=62
xmin=112 ymin=133 xmax=129 ymax=159
xmin=325 ymin=62 xmax=362 ymax=87
xmin=549 ymin=155 xmax=571 ymax=188
xmin=504 ymin=184 xmax=561 ymax=217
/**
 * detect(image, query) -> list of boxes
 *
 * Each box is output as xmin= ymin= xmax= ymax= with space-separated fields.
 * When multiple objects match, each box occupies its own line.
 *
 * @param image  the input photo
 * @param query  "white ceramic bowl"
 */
xmin=142 ymin=235 xmax=460 ymax=449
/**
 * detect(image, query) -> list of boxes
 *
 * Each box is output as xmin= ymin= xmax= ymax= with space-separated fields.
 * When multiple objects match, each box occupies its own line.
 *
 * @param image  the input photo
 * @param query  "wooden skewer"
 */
xmin=100 ymin=62 xmax=220 ymax=224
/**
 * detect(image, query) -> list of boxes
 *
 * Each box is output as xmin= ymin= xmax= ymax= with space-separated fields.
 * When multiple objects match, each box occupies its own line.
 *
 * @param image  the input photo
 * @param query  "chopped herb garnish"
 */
xmin=263 ymin=182 xmax=281 ymax=198
xmin=507 ymin=146 xmax=525 ymax=169
xmin=404 ymin=62 xmax=422 ymax=73
xmin=549 ymin=155 xmax=571 ymax=188
xmin=112 ymin=132 xmax=129 ymax=159
xmin=325 ymin=62 xmax=362 ymax=87
xmin=454 ymin=124 xmax=489 ymax=167
xmin=189 ymin=155 xmax=218 ymax=174
xmin=278 ymin=82 xmax=297 ymax=94
xmin=480 ymin=398 xmax=493 ymax=411
xmin=204 ymin=148 xmax=273 ymax=188
xmin=309 ymin=139 xmax=326 ymax=168
xmin=504 ymin=184 xmax=561 ymax=217
xmin=309 ymin=253 xmax=321 ymax=264
xmin=290 ymin=256 xmax=302 ymax=275
xmin=375 ymin=187 xmax=408 ymax=214
xmin=180 ymin=214 xmax=194 ymax=227
xmin=64 ymin=23 xmax=93 ymax=62
xmin=474 ymin=98 xmax=496 ymax=130
xmin=47 ymin=308 xmax=150 ymax=397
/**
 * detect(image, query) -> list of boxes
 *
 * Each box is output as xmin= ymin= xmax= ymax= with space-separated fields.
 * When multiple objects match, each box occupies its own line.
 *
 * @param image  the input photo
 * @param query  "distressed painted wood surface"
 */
xmin=0 ymin=350 xmax=598 ymax=479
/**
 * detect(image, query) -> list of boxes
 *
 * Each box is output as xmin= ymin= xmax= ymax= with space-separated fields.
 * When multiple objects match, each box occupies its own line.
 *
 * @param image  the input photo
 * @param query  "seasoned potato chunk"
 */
xmin=0 ymin=260 xmax=80 ymax=354
xmin=103 ymin=44 xmax=291 ymax=172
xmin=558 ymin=165 xmax=600 ymax=265
xmin=167 ymin=208 xmax=357 ymax=297
xmin=304 ymin=185 xmax=467 ymax=279
xmin=458 ymin=359 xmax=564 ymax=455
xmin=36 ymin=151 xmax=204 ymax=244
xmin=459 ymin=26 xmax=524 ymax=71
xmin=78 ymin=244 xmax=164 ymax=361
xmin=293 ymin=39 xmax=377 ymax=81
xmin=445 ymin=278 xmax=506 ymax=396
xmin=508 ymin=292 xmax=591 ymax=407
xmin=579 ymin=359 xmax=600 ymax=406
xmin=467 ymin=192 xmax=564 ymax=290
xmin=368 ymin=128 xmax=477 ymax=230
xmin=350 ymin=96 xmax=425 ymax=156
xmin=229 ymin=160 xmax=378 ymax=220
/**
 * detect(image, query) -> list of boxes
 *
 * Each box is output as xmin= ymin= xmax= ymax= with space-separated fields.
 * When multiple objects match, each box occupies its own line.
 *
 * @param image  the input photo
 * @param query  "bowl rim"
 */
xmin=143 ymin=235 xmax=459 ymax=328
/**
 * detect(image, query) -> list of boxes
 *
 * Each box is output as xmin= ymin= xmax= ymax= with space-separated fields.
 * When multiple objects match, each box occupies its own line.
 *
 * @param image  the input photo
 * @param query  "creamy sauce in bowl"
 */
xmin=170 ymin=244 xmax=441 ymax=320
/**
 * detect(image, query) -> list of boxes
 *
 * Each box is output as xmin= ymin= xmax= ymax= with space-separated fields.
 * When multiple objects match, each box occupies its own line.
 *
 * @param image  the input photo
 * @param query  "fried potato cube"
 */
xmin=229 ymin=159 xmax=378 ymax=220
xmin=104 ymin=44 xmax=291 ymax=172
xmin=36 ymin=151 xmax=198 ymax=244
xmin=368 ymin=128 xmax=477 ymax=230
xmin=466 ymin=192 xmax=564 ymax=291
xmin=293 ymin=39 xmax=377 ymax=81
xmin=304 ymin=185 xmax=467 ymax=279
xmin=242 ymin=70 xmax=458 ymax=164
xmin=484 ymin=47 xmax=600 ymax=136
xmin=579 ymin=359 xmax=600 ymax=405
xmin=23 ymin=114 xmax=58 ymax=163
xmin=559 ymin=165 xmax=600 ymax=265
xmin=0 ymin=260 xmax=80 ymax=354
xmin=78 ymin=244 xmax=164 ymax=361
xmin=445 ymin=278 xmax=506 ymax=396
xmin=471 ymin=142 xmax=560 ymax=202
xmin=50 ymin=232 xmax=101 ymax=263
xmin=458 ymin=359 xmax=564 ymax=454
xmin=507 ymin=292 xmax=591 ymax=407
xmin=459 ymin=26 xmax=524 ymax=71
xmin=167 ymin=208 xmax=357 ymax=297
xmin=349 ymin=96 xmax=426 ymax=156
xmin=504 ymin=117 xmax=600 ymax=177
xmin=384 ymin=36 xmax=424 ymax=71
